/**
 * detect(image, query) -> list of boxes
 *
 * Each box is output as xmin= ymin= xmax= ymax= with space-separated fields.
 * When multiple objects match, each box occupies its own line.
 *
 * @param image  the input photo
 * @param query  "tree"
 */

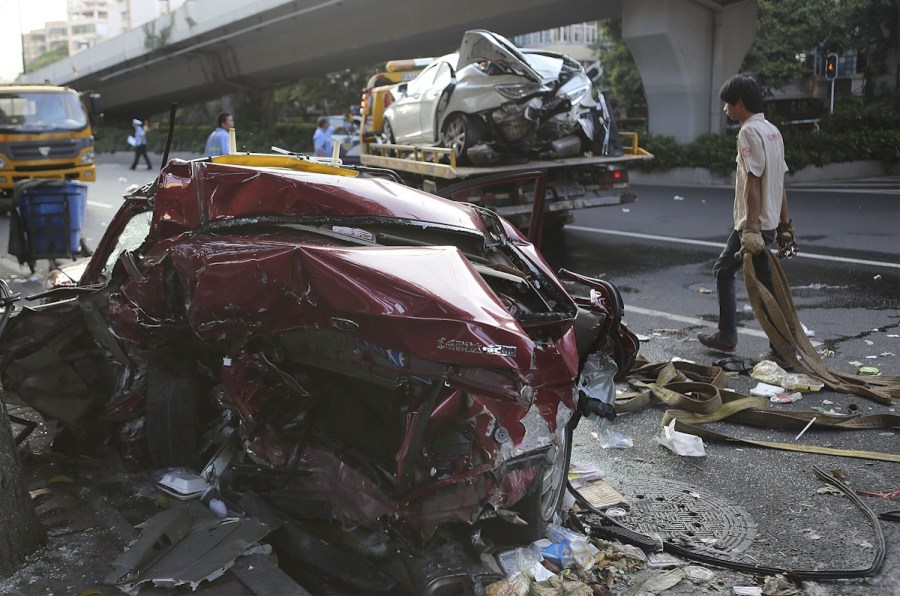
xmin=0 ymin=392 xmax=44 ymax=576
xmin=741 ymin=0 xmax=890 ymax=93
xmin=594 ymin=18 xmax=647 ymax=120
xmin=26 ymin=45 xmax=69 ymax=74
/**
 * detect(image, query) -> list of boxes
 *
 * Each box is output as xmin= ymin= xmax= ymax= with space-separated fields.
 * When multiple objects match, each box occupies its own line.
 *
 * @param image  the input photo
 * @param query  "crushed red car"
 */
xmin=0 ymin=154 xmax=637 ymax=545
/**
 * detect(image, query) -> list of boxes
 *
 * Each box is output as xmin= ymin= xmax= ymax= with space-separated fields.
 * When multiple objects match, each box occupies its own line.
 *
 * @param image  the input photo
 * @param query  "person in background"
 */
xmin=130 ymin=118 xmax=152 ymax=170
xmin=205 ymin=112 xmax=234 ymax=157
xmin=698 ymin=74 xmax=796 ymax=362
xmin=313 ymin=116 xmax=333 ymax=157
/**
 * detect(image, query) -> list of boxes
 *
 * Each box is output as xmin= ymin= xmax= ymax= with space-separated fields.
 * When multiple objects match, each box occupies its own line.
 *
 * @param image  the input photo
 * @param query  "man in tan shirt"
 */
xmin=699 ymin=74 xmax=797 ymax=356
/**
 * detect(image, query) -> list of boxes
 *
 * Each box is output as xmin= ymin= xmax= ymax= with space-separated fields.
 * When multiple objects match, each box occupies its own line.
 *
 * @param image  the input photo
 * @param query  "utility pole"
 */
xmin=18 ymin=0 xmax=27 ymax=75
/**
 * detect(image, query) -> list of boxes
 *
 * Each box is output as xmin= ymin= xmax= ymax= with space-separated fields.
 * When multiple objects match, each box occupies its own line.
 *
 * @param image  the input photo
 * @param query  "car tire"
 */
xmin=441 ymin=113 xmax=481 ymax=165
xmin=381 ymin=119 xmax=395 ymax=145
xmin=146 ymin=359 xmax=202 ymax=469
xmin=494 ymin=422 xmax=572 ymax=544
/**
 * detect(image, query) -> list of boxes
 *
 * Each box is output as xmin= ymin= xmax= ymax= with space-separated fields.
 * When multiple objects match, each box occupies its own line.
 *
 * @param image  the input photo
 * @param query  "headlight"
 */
xmin=496 ymin=83 xmax=545 ymax=100
xmin=558 ymin=82 xmax=590 ymax=102
xmin=80 ymin=150 xmax=95 ymax=164
xmin=0 ymin=155 xmax=7 ymax=169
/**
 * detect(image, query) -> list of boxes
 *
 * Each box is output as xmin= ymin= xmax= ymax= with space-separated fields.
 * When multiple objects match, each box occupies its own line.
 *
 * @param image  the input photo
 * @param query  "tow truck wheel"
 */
xmin=441 ymin=114 xmax=481 ymax=165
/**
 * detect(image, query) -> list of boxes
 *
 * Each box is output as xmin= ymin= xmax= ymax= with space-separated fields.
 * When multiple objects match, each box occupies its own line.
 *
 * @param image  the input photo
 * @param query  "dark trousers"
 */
xmin=712 ymin=228 xmax=777 ymax=343
xmin=131 ymin=145 xmax=152 ymax=170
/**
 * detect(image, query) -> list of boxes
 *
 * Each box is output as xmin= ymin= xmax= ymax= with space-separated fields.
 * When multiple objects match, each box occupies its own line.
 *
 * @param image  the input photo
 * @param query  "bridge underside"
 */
xmin=22 ymin=0 xmax=756 ymax=142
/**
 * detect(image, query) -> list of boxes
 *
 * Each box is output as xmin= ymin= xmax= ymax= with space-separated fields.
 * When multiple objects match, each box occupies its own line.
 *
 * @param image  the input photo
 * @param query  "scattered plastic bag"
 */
xmin=485 ymin=571 xmax=530 ymax=596
xmin=751 ymin=361 xmax=823 ymax=392
xmin=496 ymin=544 xmax=554 ymax=582
xmin=656 ymin=419 xmax=706 ymax=457
xmin=544 ymin=523 xmax=599 ymax=570
xmin=591 ymin=422 xmax=633 ymax=449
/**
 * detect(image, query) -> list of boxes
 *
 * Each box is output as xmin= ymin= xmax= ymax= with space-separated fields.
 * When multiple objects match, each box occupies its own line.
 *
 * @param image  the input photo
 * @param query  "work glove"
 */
xmin=776 ymin=220 xmax=799 ymax=259
xmin=741 ymin=223 xmax=766 ymax=255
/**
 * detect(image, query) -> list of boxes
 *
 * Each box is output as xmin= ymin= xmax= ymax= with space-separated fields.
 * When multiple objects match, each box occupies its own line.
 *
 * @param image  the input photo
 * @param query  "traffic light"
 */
xmin=825 ymin=53 xmax=838 ymax=80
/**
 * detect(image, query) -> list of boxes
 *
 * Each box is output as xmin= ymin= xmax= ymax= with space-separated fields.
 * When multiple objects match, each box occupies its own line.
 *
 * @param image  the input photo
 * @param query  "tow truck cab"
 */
xmin=0 ymin=84 xmax=100 ymax=211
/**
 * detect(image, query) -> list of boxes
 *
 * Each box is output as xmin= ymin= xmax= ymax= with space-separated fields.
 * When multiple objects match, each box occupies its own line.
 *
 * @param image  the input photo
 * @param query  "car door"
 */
xmin=418 ymin=61 xmax=454 ymax=143
xmin=389 ymin=63 xmax=438 ymax=143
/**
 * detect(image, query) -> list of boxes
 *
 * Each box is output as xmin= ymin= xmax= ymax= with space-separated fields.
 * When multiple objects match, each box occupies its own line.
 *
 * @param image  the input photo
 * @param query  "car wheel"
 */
xmin=146 ymin=359 xmax=202 ymax=469
xmin=441 ymin=113 xmax=481 ymax=165
xmin=495 ymin=422 xmax=572 ymax=544
xmin=381 ymin=119 xmax=395 ymax=145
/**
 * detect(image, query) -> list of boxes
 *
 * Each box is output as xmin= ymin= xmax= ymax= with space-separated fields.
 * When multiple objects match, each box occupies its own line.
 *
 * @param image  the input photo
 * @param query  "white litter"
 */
xmin=750 ymin=382 xmax=785 ymax=397
xmin=656 ymin=419 xmax=706 ymax=457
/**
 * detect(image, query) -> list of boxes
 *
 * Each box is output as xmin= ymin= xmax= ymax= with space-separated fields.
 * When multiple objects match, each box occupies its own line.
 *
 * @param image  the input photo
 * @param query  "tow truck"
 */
xmin=358 ymin=72 xmax=651 ymax=231
xmin=0 ymin=84 xmax=100 ymax=212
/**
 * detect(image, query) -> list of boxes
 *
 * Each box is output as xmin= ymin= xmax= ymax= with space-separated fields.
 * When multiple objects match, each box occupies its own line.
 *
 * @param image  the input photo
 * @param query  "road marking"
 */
xmin=626 ymin=304 xmax=821 ymax=346
xmin=566 ymin=226 xmax=900 ymax=269
xmin=625 ymin=305 xmax=769 ymax=339
xmin=87 ymin=200 xmax=114 ymax=209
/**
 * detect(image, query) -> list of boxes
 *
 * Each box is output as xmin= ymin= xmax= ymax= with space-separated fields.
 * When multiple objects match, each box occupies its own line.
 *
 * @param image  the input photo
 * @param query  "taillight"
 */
xmin=612 ymin=170 xmax=623 ymax=180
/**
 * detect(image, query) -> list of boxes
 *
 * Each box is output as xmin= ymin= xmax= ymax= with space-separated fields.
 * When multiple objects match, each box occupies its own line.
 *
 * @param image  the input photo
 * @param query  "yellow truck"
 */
xmin=0 ymin=84 xmax=100 ymax=212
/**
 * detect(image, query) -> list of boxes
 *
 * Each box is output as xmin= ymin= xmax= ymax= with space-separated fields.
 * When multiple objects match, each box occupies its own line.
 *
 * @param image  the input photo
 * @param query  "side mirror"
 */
xmin=585 ymin=61 xmax=603 ymax=84
xmin=80 ymin=91 xmax=103 ymax=126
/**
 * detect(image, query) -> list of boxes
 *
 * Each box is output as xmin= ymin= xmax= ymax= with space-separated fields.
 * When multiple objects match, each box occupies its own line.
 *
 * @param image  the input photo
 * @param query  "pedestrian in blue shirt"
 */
xmin=205 ymin=112 xmax=234 ymax=157
xmin=313 ymin=116 xmax=333 ymax=157
xmin=130 ymin=118 xmax=152 ymax=170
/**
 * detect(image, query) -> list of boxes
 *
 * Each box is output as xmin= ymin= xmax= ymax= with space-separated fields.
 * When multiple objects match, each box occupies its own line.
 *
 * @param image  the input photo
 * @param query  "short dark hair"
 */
xmin=317 ymin=116 xmax=329 ymax=128
xmin=217 ymin=112 xmax=232 ymax=127
xmin=719 ymin=75 xmax=764 ymax=114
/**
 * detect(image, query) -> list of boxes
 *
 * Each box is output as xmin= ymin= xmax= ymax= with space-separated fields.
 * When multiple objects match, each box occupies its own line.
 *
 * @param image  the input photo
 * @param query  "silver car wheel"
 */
xmin=539 ymin=425 xmax=570 ymax=521
xmin=441 ymin=115 xmax=469 ymax=160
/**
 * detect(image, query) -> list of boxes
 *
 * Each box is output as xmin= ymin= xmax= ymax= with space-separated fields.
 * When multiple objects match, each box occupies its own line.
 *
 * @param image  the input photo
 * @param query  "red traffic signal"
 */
xmin=825 ymin=53 xmax=838 ymax=80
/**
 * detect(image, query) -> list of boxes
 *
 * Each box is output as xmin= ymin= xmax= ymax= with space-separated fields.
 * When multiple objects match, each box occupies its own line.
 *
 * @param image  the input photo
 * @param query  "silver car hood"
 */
xmin=458 ymin=29 xmax=551 ymax=84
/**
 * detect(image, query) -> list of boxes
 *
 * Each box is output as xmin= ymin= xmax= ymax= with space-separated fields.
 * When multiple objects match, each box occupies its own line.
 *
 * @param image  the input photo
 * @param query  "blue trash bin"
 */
xmin=18 ymin=180 xmax=88 ymax=258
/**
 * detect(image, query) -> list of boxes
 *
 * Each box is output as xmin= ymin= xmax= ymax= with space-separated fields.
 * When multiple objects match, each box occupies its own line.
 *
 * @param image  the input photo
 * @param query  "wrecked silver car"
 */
xmin=382 ymin=29 xmax=622 ymax=164
xmin=0 ymin=154 xmax=637 ymax=552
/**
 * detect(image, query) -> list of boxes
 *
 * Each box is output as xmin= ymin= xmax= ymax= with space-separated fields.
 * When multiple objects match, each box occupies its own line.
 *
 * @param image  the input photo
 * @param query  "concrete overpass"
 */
xmin=20 ymin=0 xmax=756 ymax=142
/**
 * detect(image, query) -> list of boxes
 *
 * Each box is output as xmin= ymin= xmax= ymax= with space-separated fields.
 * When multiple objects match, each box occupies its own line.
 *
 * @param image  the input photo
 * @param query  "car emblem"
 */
xmin=38 ymin=146 xmax=51 ymax=156
xmin=330 ymin=317 xmax=359 ymax=331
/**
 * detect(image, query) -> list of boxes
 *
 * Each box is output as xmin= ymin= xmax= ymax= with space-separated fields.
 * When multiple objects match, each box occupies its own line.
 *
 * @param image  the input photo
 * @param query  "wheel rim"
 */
xmin=382 ymin=120 xmax=394 ymax=144
xmin=538 ymin=427 xmax=570 ymax=521
xmin=442 ymin=117 xmax=467 ymax=159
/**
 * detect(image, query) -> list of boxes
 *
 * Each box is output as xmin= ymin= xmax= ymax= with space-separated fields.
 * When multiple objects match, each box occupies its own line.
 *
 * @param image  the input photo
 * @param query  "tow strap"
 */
xmin=616 ymin=360 xmax=900 ymax=462
xmin=743 ymin=250 xmax=900 ymax=405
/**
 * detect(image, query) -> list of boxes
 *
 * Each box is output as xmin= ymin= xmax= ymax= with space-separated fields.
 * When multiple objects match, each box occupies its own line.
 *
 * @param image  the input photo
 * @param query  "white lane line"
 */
xmin=625 ymin=305 xmax=768 ymax=339
xmin=87 ymin=200 xmax=114 ymax=209
xmin=626 ymin=304 xmax=821 ymax=346
xmin=566 ymin=226 xmax=900 ymax=269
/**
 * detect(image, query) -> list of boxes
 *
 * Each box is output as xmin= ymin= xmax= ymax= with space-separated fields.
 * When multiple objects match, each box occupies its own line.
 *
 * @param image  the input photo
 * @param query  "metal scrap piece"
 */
xmin=104 ymin=507 xmax=271 ymax=592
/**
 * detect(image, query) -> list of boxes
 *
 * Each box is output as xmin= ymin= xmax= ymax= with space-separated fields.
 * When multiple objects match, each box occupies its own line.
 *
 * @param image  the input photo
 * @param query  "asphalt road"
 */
xmin=1 ymin=157 xmax=897 ymax=594
xmin=548 ymin=178 xmax=900 ymax=595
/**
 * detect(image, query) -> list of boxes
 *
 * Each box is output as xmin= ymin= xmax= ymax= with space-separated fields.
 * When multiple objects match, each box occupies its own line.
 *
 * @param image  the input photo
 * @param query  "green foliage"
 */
xmin=595 ymin=18 xmax=646 ymax=118
xmin=26 ymin=45 xmax=69 ymax=73
xmin=742 ymin=0 xmax=889 ymax=92
xmin=635 ymin=110 xmax=899 ymax=174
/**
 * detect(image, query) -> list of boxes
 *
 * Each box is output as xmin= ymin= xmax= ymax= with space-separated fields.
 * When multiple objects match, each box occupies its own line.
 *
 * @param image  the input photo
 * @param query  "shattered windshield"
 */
xmin=0 ymin=91 xmax=89 ymax=133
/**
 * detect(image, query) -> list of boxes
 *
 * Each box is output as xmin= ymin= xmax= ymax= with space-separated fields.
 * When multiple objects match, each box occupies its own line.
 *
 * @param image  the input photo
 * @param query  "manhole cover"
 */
xmin=603 ymin=477 xmax=757 ymax=557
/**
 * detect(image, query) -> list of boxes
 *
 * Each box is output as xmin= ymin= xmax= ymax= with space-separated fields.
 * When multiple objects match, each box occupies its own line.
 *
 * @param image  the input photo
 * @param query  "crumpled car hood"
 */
xmin=149 ymin=160 xmax=490 ymax=243
xmin=457 ymin=29 xmax=549 ymax=84
xmin=141 ymin=240 xmax=535 ymax=371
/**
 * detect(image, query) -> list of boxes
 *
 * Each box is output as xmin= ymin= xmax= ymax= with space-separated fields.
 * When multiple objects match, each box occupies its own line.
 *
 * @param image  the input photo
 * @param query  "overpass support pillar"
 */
xmin=622 ymin=0 xmax=756 ymax=142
